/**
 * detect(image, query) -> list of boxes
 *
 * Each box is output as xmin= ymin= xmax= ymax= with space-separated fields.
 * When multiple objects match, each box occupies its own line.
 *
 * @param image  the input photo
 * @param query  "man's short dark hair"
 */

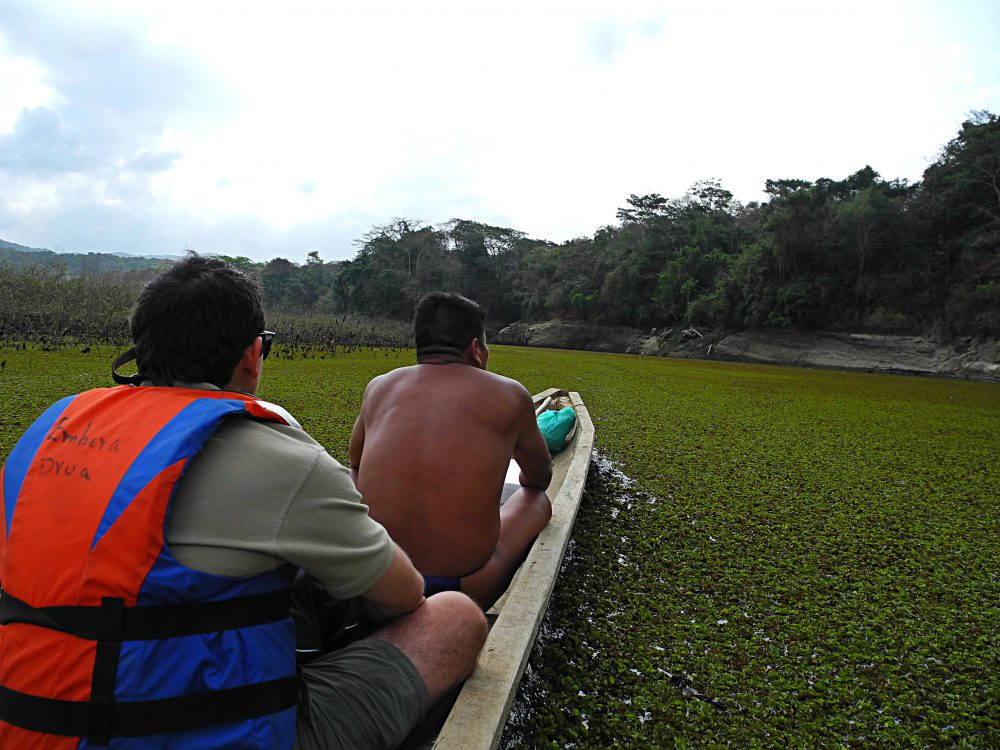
xmin=414 ymin=292 xmax=485 ymax=358
xmin=130 ymin=253 xmax=265 ymax=388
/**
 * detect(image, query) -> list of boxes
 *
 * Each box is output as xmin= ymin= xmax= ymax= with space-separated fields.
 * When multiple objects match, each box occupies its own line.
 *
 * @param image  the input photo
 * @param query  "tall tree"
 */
xmin=920 ymin=111 xmax=1000 ymax=335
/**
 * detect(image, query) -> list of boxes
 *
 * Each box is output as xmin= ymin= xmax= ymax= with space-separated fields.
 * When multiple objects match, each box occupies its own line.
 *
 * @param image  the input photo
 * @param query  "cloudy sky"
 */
xmin=1 ymin=1 xmax=998 ymax=263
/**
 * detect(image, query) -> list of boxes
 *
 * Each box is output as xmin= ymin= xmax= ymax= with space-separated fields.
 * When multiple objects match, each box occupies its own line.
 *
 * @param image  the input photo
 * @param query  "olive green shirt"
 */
xmin=164 ymin=388 xmax=393 ymax=599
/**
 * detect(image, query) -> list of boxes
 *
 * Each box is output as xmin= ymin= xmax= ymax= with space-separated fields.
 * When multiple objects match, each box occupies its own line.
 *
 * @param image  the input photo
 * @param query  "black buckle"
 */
xmin=111 ymin=348 xmax=143 ymax=386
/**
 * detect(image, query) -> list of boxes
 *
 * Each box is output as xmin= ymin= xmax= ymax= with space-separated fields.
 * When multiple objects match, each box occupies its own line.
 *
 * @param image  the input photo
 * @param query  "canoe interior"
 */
xmin=425 ymin=388 xmax=595 ymax=750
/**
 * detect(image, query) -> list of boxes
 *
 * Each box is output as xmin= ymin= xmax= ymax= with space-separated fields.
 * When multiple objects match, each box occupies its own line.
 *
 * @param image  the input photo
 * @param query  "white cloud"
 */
xmin=0 ymin=35 xmax=54 ymax=134
xmin=0 ymin=0 xmax=998 ymax=261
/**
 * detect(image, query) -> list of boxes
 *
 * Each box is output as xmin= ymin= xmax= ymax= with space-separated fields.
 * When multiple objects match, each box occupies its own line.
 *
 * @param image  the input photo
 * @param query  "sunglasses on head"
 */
xmin=260 ymin=331 xmax=276 ymax=360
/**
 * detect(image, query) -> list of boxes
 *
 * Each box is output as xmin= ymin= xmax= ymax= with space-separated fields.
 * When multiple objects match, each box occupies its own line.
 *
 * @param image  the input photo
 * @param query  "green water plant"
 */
xmin=1 ymin=344 xmax=996 ymax=748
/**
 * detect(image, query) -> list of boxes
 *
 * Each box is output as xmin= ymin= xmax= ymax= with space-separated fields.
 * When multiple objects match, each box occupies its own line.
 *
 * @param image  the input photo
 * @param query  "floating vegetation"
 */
xmin=495 ymin=349 xmax=1000 ymax=749
xmin=1 ymin=344 xmax=997 ymax=748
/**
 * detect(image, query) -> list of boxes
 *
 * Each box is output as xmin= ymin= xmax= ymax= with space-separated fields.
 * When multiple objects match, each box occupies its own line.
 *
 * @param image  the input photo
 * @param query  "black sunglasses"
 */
xmin=260 ymin=331 xmax=276 ymax=360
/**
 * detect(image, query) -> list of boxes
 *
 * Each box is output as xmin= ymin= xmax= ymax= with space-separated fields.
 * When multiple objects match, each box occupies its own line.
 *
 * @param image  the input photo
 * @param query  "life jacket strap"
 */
xmin=0 ymin=676 xmax=300 ymax=739
xmin=0 ymin=588 xmax=297 ymax=742
xmin=89 ymin=596 xmax=125 ymax=745
xmin=0 ymin=588 xmax=292 ymax=640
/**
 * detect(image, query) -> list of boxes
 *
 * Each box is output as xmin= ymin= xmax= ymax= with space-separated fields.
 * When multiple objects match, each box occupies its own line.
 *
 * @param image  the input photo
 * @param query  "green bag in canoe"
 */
xmin=537 ymin=407 xmax=577 ymax=453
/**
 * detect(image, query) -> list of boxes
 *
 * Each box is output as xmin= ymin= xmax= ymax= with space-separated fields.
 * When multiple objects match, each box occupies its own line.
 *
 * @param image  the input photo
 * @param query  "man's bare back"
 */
xmin=351 ymin=292 xmax=553 ymax=608
xmin=350 ymin=362 xmax=552 ymax=580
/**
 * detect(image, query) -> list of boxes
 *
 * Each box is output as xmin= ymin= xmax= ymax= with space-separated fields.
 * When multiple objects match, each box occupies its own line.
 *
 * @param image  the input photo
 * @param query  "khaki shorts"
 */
xmin=295 ymin=638 xmax=429 ymax=750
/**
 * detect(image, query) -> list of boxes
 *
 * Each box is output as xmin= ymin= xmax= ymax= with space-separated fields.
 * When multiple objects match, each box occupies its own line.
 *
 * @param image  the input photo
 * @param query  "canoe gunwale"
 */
xmin=431 ymin=389 xmax=595 ymax=749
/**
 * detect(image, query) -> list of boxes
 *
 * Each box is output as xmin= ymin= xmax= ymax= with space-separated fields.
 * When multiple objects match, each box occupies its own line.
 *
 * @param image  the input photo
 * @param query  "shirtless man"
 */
xmin=350 ymin=292 xmax=553 ymax=609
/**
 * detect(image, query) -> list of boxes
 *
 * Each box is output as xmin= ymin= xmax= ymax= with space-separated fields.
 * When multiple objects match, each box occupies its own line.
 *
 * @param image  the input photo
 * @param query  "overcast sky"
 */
xmin=1 ymin=1 xmax=998 ymax=263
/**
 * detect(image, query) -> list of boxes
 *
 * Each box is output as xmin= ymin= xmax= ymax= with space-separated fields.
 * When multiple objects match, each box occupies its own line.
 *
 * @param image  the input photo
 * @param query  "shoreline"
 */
xmin=494 ymin=321 xmax=1000 ymax=383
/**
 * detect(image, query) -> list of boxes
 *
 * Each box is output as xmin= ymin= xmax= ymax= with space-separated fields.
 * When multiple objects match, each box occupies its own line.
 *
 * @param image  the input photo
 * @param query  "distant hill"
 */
xmin=0 ymin=239 xmax=182 ymax=276
xmin=0 ymin=238 xmax=48 ymax=253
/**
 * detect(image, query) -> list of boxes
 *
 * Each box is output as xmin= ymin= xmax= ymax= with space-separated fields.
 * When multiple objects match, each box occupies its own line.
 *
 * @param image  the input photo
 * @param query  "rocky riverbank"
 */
xmin=494 ymin=320 xmax=1000 ymax=382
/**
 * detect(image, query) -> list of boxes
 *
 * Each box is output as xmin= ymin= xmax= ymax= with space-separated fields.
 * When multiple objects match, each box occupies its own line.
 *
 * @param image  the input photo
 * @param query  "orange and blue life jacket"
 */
xmin=0 ymin=386 xmax=301 ymax=749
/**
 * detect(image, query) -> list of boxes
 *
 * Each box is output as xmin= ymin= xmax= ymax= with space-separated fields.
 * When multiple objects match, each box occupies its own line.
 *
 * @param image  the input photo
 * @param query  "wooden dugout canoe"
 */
xmin=429 ymin=388 xmax=595 ymax=749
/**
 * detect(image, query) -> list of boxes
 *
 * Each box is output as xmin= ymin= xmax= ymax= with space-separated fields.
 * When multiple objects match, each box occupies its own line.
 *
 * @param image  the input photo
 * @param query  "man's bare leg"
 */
xmin=370 ymin=591 xmax=488 ymax=702
xmin=460 ymin=488 xmax=552 ymax=609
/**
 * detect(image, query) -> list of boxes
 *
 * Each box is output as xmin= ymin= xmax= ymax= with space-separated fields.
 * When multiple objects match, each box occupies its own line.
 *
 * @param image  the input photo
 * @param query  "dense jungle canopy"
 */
xmin=2 ymin=111 xmax=999 ymax=340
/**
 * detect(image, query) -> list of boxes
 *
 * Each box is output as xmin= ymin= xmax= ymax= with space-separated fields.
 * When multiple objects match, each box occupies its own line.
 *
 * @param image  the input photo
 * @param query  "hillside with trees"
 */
xmin=2 ymin=112 xmax=998 ymax=343
xmin=239 ymin=111 xmax=999 ymax=341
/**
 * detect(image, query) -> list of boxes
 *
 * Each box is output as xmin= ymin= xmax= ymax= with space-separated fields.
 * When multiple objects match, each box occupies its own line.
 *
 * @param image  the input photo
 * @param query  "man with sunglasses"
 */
xmin=0 ymin=254 xmax=486 ymax=749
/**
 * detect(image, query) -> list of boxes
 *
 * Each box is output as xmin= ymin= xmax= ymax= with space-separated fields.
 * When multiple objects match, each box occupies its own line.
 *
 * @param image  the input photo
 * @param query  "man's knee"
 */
xmin=373 ymin=592 xmax=487 ymax=700
xmin=519 ymin=488 xmax=552 ymax=534
xmin=536 ymin=490 xmax=552 ymax=522
xmin=425 ymin=592 xmax=488 ymax=655
xmin=506 ymin=487 xmax=551 ymax=525
xmin=373 ymin=591 xmax=487 ymax=661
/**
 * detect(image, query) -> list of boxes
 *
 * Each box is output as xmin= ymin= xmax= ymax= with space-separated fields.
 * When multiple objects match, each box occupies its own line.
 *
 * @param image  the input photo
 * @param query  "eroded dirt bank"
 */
xmin=494 ymin=320 xmax=1000 ymax=382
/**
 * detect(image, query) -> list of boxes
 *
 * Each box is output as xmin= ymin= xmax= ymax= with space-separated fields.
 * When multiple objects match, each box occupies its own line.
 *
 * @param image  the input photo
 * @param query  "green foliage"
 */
xmin=923 ymin=111 xmax=1000 ymax=233
xmin=215 ymin=254 xmax=261 ymax=272
xmin=495 ymin=348 xmax=1000 ymax=749
xmin=653 ymin=246 xmax=735 ymax=325
xmin=1 ymin=345 xmax=998 ymax=749
xmin=0 ymin=264 xmax=410 ymax=352
xmin=3 ymin=111 xmax=999 ymax=339
xmin=919 ymin=111 xmax=1000 ymax=338
xmin=0 ymin=245 xmax=170 ymax=276
xmin=773 ymin=278 xmax=837 ymax=328
xmin=264 ymin=313 xmax=412 ymax=355
xmin=0 ymin=264 xmax=138 ymax=345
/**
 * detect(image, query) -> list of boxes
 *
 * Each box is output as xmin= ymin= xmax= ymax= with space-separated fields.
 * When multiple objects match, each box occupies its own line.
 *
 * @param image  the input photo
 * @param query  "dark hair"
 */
xmin=130 ymin=253 xmax=265 ymax=388
xmin=414 ymin=292 xmax=485 ymax=358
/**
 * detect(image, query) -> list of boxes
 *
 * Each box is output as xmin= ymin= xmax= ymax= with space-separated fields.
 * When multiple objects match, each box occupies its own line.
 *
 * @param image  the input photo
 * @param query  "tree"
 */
xmin=924 ymin=111 xmax=1000 ymax=231
xmin=261 ymin=258 xmax=312 ymax=309
xmin=443 ymin=220 xmax=529 ymax=321
xmin=653 ymin=245 xmax=735 ymax=325
xmin=919 ymin=111 xmax=1000 ymax=336
xmin=687 ymin=179 xmax=734 ymax=214
xmin=615 ymin=193 xmax=671 ymax=226
xmin=216 ymin=255 xmax=261 ymax=274
xmin=761 ymin=179 xmax=831 ymax=280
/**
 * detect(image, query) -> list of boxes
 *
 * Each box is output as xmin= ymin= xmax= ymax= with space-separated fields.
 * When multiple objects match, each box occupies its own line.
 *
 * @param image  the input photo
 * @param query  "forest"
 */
xmin=2 ymin=111 xmax=998 ymax=342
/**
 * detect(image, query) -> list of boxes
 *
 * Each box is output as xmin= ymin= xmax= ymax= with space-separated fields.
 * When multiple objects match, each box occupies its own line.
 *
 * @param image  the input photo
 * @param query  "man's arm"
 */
xmin=360 ymin=543 xmax=426 ymax=622
xmin=348 ymin=411 xmax=365 ymax=488
xmin=511 ymin=388 xmax=553 ymax=490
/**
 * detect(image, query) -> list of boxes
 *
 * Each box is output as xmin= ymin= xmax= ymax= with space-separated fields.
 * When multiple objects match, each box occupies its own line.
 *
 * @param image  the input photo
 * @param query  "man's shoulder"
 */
xmin=463 ymin=370 xmax=534 ymax=424
xmin=477 ymin=368 xmax=531 ymax=398
xmin=365 ymin=365 xmax=419 ymax=392
xmin=435 ymin=365 xmax=530 ymax=400
xmin=480 ymin=368 xmax=526 ymax=389
xmin=214 ymin=415 xmax=326 ymax=461
xmin=367 ymin=363 xmax=530 ymax=409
